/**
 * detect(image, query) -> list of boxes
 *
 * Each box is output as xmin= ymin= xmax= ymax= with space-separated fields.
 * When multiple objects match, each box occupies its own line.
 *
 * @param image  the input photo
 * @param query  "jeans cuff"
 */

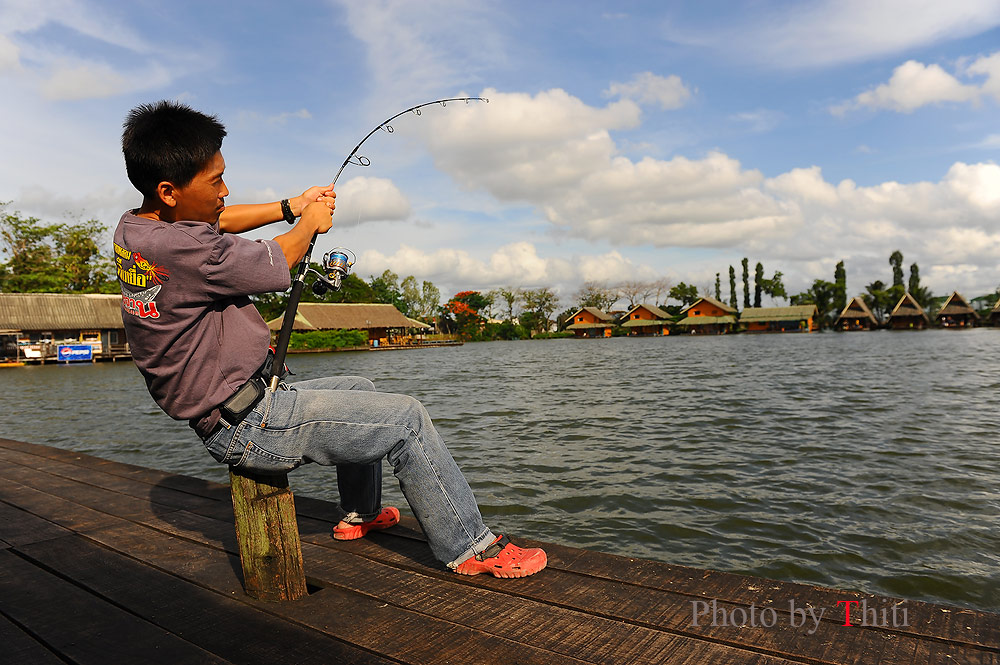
xmin=446 ymin=528 xmax=498 ymax=569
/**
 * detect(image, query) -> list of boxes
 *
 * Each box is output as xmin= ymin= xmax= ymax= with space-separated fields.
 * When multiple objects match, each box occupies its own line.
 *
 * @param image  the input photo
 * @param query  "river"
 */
xmin=2 ymin=329 xmax=998 ymax=612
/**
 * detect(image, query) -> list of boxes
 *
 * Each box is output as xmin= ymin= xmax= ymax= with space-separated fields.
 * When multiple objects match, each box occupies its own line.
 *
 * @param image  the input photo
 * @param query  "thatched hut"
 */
xmin=740 ymin=305 xmax=817 ymax=333
xmin=0 ymin=293 xmax=128 ymax=362
xmin=934 ymin=291 xmax=979 ymax=328
xmin=674 ymin=296 xmax=737 ymax=334
xmin=887 ymin=293 xmax=930 ymax=330
xmin=266 ymin=303 xmax=430 ymax=347
xmin=836 ymin=297 xmax=879 ymax=331
xmin=620 ymin=304 xmax=670 ymax=336
xmin=564 ymin=307 xmax=614 ymax=338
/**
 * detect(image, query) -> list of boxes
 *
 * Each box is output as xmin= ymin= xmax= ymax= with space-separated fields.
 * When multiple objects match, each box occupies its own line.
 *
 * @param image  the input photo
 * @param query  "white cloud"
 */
xmin=682 ymin=0 xmax=1000 ymax=69
xmin=0 ymin=34 xmax=20 ymax=72
xmin=834 ymin=50 xmax=1000 ymax=114
xmin=359 ymin=241 xmax=660 ymax=296
xmin=604 ymin=72 xmax=692 ymax=110
xmin=834 ymin=60 xmax=981 ymax=114
xmin=335 ymin=176 xmax=412 ymax=224
xmin=335 ymin=0 xmax=505 ymax=109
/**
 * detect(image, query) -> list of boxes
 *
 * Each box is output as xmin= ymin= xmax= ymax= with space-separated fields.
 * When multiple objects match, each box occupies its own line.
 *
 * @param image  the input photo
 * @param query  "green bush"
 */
xmin=289 ymin=329 xmax=368 ymax=350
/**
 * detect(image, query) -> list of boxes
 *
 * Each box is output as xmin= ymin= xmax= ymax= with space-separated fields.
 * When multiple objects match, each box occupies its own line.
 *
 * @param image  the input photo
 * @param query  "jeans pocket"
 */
xmin=235 ymin=435 xmax=301 ymax=474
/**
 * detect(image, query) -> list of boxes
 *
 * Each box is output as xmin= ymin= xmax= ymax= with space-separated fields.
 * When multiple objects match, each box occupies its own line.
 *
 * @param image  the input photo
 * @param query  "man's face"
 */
xmin=171 ymin=151 xmax=229 ymax=223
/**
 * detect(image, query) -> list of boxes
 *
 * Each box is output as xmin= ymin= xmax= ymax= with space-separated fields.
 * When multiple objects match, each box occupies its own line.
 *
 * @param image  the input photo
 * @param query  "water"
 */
xmin=2 ymin=329 xmax=999 ymax=612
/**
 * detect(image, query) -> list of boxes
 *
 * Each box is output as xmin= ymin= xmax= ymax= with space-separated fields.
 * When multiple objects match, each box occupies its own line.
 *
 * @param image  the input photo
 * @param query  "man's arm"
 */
xmin=218 ymin=184 xmax=335 ymax=234
xmin=271 ymin=201 xmax=335 ymax=269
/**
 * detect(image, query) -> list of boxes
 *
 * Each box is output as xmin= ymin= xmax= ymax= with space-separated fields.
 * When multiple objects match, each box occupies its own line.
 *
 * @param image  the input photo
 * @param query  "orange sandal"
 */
xmin=454 ymin=535 xmax=547 ymax=578
xmin=332 ymin=506 xmax=400 ymax=540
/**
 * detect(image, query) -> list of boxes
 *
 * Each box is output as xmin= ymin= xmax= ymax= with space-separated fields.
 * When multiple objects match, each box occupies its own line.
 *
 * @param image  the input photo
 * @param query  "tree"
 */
xmin=368 ymin=269 xmax=406 ymax=312
xmin=441 ymin=290 xmax=491 ymax=338
xmin=575 ymin=281 xmax=618 ymax=311
xmin=420 ymin=280 xmax=441 ymax=320
xmin=669 ymin=282 xmax=699 ymax=306
xmin=790 ymin=279 xmax=837 ymax=328
xmin=616 ymin=280 xmax=654 ymax=309
xmin=760 ymin=271 xmax=787 ymax=303
xmin=649 ymin=277 xmax=672 ymax=308
xmin=741 ymin=258 xmax=750 ymax=308
xmin=521 ymin=287 xmax=560 ymax=335
xmin=496 ymin=286 xmax=521 ymax=321
xmin=863 ymin=280 xmax=892 ymax=324
xmin=833 ymin=260 xmax=847 ymax=314
xmin=400 ymin=276 xmax=422 ymax=317
xmin=0 ymin=207 xmax=116 ymax=293
xmin=753 ymin=262 xmax=764 ymax=307
xmin=908 ymin=262 xmax=933 ymax=307
xmin=714 ymin=273 xmax=721 ymax=301
xmin=728 ymin=265 xmax=737 ymax=309
xmin=889 ymin=250 xmax=904 ymax=289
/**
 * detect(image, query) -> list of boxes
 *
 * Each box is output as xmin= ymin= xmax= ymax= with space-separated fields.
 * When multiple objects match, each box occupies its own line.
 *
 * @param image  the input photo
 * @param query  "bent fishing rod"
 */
xmin=269 ymin=97 xmax=488 ymax=390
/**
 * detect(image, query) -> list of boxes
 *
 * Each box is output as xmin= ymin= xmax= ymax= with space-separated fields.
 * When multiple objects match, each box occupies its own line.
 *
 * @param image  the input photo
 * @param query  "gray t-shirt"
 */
xmin=113 ymin=211 xmax=290 ymax=436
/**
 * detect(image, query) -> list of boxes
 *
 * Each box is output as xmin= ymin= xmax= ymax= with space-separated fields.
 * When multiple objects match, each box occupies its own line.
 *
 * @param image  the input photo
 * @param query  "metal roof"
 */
xmin=267 ymin=303 xmax=421 ymax=331
xmin=620 ymin=318 xmax=669 ymax=327
xmin=0 ymin=293 xmax=124 ymax=330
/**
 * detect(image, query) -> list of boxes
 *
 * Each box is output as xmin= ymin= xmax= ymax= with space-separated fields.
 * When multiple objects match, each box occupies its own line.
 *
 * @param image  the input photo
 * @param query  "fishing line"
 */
xmin=269 ymin=96 xmax=489 ymax=389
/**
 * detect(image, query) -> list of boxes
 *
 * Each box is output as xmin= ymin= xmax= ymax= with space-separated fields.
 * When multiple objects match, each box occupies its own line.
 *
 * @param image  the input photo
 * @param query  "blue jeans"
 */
xmin=202 ymin=375 xmax=497 ymax=567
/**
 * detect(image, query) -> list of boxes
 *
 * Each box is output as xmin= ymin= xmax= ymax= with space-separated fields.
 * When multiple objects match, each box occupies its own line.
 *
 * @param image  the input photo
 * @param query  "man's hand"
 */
xmin=300 ymin=200 xmax=334 ymax=235
xmin=291 ymin=184 xmax=336 ymax=216
xmin=272 ymin=200 xmax=334 ymax=268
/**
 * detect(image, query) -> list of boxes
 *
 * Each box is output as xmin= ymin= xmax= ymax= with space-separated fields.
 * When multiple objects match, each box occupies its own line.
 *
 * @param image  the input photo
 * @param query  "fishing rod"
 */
xmin=269 ymin=96 xmax=489 ymax=390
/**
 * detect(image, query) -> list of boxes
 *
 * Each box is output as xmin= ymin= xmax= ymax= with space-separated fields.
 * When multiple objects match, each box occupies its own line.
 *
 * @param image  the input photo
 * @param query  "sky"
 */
xmin=1 ymin=0 xmax=999 ymax=307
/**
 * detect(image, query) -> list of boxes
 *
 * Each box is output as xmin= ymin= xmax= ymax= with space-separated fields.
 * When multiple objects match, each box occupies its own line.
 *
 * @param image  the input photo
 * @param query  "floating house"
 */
xmin=620 ymin=303 xmax=671 ymax=336
xmin=740 ymin=305 xmax=818 ymax=333
xmin=887 ymin=292 xmax=930 ymax=330
xmin=267 ymin=303 xmax=431 ymax=347
xmin=934 ymin=291 xmax=979 ymax=328
xmin=674 ymin=296 xmax=737 ymax=334
xmin=991 ymin=297 xmax=1000 ymax=327
xmin=564 ymin=307 xmax=614 ymax=338
xmin=835 ymin=297 xmax=879 ymax=331
xmin=0 ymin=293 xmax=129 ymax=363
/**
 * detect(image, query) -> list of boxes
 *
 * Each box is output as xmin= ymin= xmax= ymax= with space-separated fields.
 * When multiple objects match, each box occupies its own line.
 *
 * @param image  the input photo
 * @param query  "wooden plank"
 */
xmin=0 ymin=613 xmax=65 ymax=664
xmin=0 ymin=478 xmax=122 ymax=534
xmin=0 ymin=446 xmax=219 ymax=514
xmin=0 ymin=437 xmax=232 ymax=501
xmin=17 ymin=534 xmax=393 ymax=665
xmin=310 ymin=530 xmax=1000 ymax=664
xmin=74 ymin=521 xmax=601 ymax=665
xmin=0 ymin=499 xmax=73 ymax=546
xmin=0 ymin=548 xmax=232 ymax=665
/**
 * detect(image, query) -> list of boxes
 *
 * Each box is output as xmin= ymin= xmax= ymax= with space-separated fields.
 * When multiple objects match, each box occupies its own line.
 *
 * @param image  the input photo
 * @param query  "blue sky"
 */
xmin=1 ymin=0 xmax=999 ymax=306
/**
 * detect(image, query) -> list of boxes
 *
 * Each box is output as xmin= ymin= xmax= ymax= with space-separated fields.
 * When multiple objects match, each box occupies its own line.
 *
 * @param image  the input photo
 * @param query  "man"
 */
xmin=114 ymin=100 xmax=546 ymax=578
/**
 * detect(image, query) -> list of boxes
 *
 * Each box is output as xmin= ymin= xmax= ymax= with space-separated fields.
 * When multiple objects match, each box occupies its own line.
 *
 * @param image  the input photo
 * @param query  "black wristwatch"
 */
xmin=281 ymin=199 xmax=297 ymax=224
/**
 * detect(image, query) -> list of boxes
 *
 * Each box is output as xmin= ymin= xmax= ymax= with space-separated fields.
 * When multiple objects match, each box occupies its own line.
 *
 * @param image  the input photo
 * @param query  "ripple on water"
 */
xmin=3 ymin=332 xmax=1000 ymax=611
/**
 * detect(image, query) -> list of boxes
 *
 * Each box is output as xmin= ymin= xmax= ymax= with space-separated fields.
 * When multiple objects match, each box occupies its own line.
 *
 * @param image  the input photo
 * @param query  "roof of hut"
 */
xmin=563 ymin=307 xmax=614 ymax=324
xmin=836 ymin=296 xmax=878 ymax=325
xmin=889 ymin=292 xmax=930 ymax=322
xmin=622 ymin=303 xmax=671 ymax=320
xmin=935 ymin=291 xmax=979 ymax=320
xmin=675 ymin=315 xmax=737 ymax=326
xmin=740 ymin=305 xmax=817 ymax=322
xmin=681 ymin=296 xmax=737 ymax=315
xmin=266 ymin=303 xmax=422 ymax=331
xmin=0 ymin=293 xmax=124 ymax=331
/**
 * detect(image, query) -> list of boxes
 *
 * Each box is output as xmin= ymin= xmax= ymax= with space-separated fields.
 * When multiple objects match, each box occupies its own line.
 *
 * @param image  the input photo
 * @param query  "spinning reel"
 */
xmin=309 ymin=247 xmax=356 ymax=296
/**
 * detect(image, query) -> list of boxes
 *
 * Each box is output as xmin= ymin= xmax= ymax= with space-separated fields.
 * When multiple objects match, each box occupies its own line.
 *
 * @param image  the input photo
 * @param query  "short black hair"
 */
xmin=122 ymin=100 xmax=227 ymax=198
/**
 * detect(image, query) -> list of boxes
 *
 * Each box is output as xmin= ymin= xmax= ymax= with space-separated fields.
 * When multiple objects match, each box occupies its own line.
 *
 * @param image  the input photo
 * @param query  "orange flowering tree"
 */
xmin=441 ymin=290 xmax=491 ymax=338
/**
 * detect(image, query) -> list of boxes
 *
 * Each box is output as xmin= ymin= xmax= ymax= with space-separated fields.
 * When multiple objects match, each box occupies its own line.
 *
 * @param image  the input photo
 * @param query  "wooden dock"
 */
xmin=1 ymin=436 xmax=997 ymax=664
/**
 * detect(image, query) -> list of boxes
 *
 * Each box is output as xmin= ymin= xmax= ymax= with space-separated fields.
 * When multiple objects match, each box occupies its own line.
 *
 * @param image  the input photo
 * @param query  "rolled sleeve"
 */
xmin=204 ymin=235 xmax=291 ymax=298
